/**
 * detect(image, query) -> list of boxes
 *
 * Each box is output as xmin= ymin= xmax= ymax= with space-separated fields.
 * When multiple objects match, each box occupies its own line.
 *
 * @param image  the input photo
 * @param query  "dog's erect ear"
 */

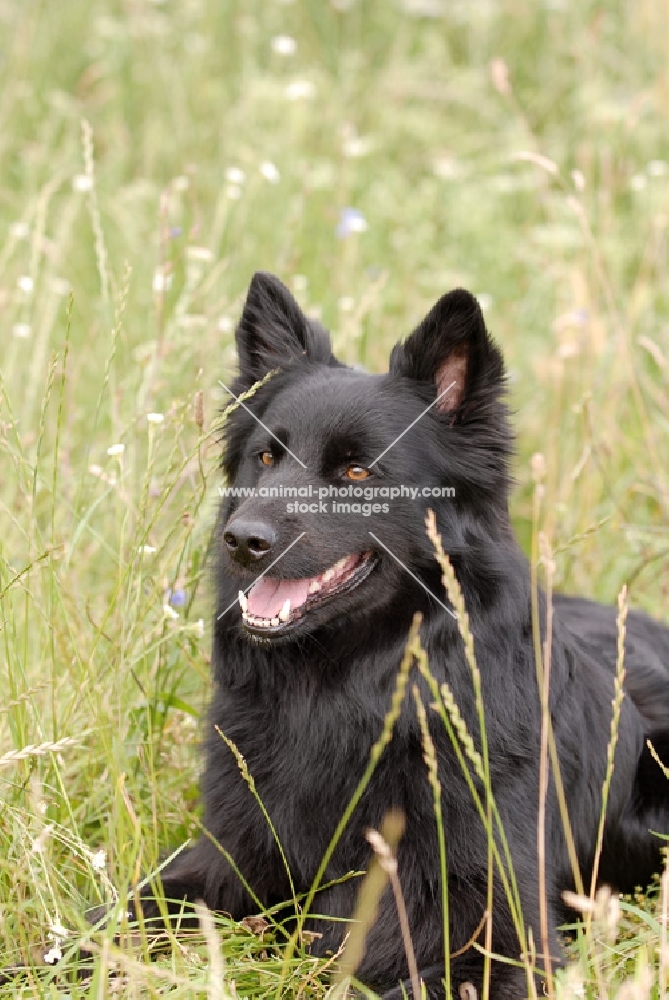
xmin=235 ymin=271 xmax=332 ymax=384
xmin=389 ymin=289 xmax=504 ymax=416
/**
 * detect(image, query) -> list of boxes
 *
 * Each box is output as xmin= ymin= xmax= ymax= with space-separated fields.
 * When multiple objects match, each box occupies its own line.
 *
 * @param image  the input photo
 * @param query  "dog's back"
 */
xmin=556 ymin=594 xmax=669 ymax=726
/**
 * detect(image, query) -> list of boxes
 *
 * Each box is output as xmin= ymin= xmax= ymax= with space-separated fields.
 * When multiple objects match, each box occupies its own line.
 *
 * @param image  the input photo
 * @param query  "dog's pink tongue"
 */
xmin=247 ymin=577 xmax=310 ymax=618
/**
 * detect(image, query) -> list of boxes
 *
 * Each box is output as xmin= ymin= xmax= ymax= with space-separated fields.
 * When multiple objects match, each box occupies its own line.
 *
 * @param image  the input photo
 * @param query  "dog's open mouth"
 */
xmin=239 ymin=550 xmax=377 ymax=637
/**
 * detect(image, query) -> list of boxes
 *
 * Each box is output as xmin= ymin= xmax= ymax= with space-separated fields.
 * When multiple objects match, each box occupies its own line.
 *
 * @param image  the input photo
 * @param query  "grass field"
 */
xmin=1 ymin=0 xmax=668 ymax=995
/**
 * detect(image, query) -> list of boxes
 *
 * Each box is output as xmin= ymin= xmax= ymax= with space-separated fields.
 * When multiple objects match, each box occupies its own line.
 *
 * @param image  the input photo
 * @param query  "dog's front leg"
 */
xmin=88 ymin=837 xmax=251 ymax=932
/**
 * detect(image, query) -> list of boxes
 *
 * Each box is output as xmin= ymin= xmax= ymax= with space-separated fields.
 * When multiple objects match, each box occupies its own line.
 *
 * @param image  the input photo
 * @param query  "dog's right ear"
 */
xmin=389 ymin=288 xmax=504 ymax=421
xmin=235 ymin=271 xmax=332 ymax=386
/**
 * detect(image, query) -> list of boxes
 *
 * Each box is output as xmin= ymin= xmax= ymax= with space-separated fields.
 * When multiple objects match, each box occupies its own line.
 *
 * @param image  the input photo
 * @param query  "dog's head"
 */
xmin=218 ymin=271 xmax=512 ymax=644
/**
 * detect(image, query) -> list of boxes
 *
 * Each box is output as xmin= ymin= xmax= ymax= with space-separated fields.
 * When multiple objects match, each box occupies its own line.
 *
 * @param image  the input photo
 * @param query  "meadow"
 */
xmin=1 ymin=0 xmax=668 ymax=995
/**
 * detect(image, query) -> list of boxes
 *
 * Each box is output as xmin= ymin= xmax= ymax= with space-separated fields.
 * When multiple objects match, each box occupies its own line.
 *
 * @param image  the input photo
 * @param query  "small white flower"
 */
xmin=72 ymin=174 xmax=94 ymax=192
xmin=91 ymin=849 xmax=107 ymax=871
xmin=349 ymin=215 xmax=367 ymax=233
xmin=89 ymin=464 xmax=103 ymax=476
xmin=195 ymin=618 xmax=205 ymax=637
xmin=49 ymin=920 xmax=67 ymax=939
xmin=342 ymin=135 xmax=373 ymax=159
xmin=163 ymin=604 xmax=180 ymax=620
xmin=260 ymin=161 xmax=280 ymax=183
xmin=476 ymin=292 xmax=494 ymax=312
xmin=630 ymin=173 xmax=647 ymax=192
xmin=432 ymin=156 xmax=461 ymax=180
xmin=9 ymin=221 xmax=29 ymax=239
xmin=336 ymin=208 xmax=367 ymax=236
xmin=338 ymin=296 xmax=354 ymax=312
xmin=31 ymin=824 xmax=54 ymax=854
xmin=152 ymin=269 xmax=172 ymax=293
xmin=558 ymin=341 xmax=580 ymax=359
xmin=647 ymin=159 xmax=668 ymax=177
xmin=218 ymin=315 xmax=234 ymax=333
xmin=173 ymin=174 xmax=190 ymax=192
xmin=285 ymin=79 xmax=316 ymax=100
xmin=571 ymin=169 xmax=586 ymax=191
xmin=17 ymin=275 xmax=34 ymax=293
xmin=50 ymin=277 xmax=71 ymax=296
xmin=226 ymin=184 xmax=242 ymax=200
xmin=12 ymin=323 xmax=31 ymax=339
xmin=44 ymin=945 xmax=62 ymax=964
xmin=147 ymin=412 xmax=164 ymax=424
xmin=271 ymin=34 xmax=297 ymax=55
xmin=140 ymin=545 xmax=157 ymax=554
xmin=225 ymin=166 xmax=245 ymax=185
xmin=107 ymin=443 xmax=125 ymax=457
xmin=186 ymin=245 xmax=213 ymax=262
xmin=292 ymin=274 xmax=308 ymax=293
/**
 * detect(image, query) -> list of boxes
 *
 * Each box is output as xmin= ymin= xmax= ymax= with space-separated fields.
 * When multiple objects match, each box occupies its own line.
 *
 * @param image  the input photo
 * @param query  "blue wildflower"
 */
xmin=336 ymin=207 xmax=368 ymax=238
xmin=165 ymin=587 xmax=187 ymax=608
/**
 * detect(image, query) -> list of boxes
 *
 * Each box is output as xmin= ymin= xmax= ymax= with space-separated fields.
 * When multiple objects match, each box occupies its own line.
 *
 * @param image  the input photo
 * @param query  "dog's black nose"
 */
xmin=223 ymin=519 xmax=276 ymax=565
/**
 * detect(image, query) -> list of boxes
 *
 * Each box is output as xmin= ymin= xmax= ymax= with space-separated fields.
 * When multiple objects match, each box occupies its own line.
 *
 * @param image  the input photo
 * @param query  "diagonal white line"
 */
xmin=218 ymin=379 xmax=307 ymax=470
xmin=368 ymin=532 xmax=457 ymax=620
xmin=217 ymin=531 xmax=307 ymax=620
xmin=369 ymin=380 xmax=456 ymax=468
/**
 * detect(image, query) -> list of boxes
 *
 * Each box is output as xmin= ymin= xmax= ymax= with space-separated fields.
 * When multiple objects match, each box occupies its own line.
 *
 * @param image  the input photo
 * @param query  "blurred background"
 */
xmin=1 ymin=0 xmax=668 ymax=992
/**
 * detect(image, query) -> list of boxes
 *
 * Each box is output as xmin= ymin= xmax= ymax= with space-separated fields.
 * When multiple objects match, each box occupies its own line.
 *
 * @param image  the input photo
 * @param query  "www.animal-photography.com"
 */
xmin=1 ymin=3 xmax=668 ymax=999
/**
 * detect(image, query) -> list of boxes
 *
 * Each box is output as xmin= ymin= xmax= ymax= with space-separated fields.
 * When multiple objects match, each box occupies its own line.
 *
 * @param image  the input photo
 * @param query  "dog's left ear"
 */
xmin=235 ymin=271 xmax=333 ymax=385
xmin=389 ymin=289 xmax=504 ymax=417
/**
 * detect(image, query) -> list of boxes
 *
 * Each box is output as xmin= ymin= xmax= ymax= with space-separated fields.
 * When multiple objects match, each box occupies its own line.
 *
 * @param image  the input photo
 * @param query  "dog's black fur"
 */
xmin=135 ymin=273 xmax=669 ymax=998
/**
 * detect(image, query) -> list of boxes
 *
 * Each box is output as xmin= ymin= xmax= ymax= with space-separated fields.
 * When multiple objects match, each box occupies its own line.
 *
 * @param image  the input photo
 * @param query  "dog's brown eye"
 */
xmin=260 ymin=451 xmax=274 ymax=467
xmin=345 ymin=465 xmax=371 ymax=481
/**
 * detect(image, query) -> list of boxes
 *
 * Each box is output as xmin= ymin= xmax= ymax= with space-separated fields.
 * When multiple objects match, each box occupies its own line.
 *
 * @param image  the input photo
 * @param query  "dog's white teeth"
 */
xmin=278 ymin=599 xmax=291 ymax=622
xmin=238 ymin=590 xmax=248 ymax=612
xmin=334 ymin=557 xmax=348 ymax=571
xmin=308 ymin=579 xmax=322 ymax=594
xmin=243 ymin=611 xmax=285 ymax=629
xmin=322 ymin=568 xmax=335 ymax=583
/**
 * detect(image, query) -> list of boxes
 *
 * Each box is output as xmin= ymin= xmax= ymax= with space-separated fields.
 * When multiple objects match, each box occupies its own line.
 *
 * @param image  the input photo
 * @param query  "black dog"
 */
xmin=137 ymin=273 xmax=669 ymax=998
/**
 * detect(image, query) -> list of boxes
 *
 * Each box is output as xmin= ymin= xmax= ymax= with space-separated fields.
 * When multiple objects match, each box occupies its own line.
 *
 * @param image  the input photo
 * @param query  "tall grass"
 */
xmin=1 ymin=0 xmax=668 ymax=995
